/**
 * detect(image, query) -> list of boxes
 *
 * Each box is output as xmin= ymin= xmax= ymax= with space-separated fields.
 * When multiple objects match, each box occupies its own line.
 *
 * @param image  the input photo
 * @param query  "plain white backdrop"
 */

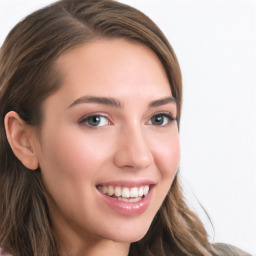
xmin=0 ymin=0 xmax=255 ymax=254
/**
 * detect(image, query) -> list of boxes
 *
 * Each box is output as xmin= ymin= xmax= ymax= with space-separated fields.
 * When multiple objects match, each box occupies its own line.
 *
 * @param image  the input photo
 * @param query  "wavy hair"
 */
xmin=0 ymin=1 xmax=216 ymax=255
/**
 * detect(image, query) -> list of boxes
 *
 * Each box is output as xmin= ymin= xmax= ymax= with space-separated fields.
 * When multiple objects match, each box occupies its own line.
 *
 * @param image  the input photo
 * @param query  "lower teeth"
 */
xmin=116 ymin=197 xmax=143 ymax=202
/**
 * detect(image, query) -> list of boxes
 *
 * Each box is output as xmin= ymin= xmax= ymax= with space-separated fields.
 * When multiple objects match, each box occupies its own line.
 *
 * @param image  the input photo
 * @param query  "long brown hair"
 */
xmin=0 ymin=1 xmax=215 ymax=255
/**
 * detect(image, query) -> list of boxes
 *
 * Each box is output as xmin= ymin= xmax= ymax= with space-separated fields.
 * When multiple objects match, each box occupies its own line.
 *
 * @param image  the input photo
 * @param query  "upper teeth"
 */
xmin=98 ymin=185 xmax=150 ymax=198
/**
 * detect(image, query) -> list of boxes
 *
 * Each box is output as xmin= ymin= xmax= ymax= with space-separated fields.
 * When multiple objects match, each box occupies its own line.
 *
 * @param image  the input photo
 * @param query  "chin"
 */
xmin=111 ymin=232 xmax=146 ymax=244
xmin=104 ymin=222 xmax=151 ymax=244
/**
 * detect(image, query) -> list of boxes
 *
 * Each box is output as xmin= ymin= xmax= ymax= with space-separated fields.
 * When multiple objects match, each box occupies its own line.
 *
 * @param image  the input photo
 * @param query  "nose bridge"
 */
xmin=114 ymin=122 xmax=153 ymax=170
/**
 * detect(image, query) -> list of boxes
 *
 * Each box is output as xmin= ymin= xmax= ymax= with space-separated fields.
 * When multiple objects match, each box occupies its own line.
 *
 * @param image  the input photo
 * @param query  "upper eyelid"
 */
xmin=77 ymin=111 xmax=176 ymax=125
xmin=152 ymin=111 xmax=176 ymax=121
xmin=78 ymin=114 xmax=112 ymax=128
xmin=150 ymin=111 xmax=176 ymax=119
xmin=78 ymin=112 xmax=111 ymax=122
xmin=150 ymin=112 xmax=175 ymax=120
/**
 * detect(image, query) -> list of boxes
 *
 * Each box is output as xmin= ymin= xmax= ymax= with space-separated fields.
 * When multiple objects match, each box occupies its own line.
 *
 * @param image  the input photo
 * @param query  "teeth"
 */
xmin=115 ymin=186 xmax=122 ymax=197
xmin=143 ymin=185 xmax=149 ymax=196
xmin=107 ymin=186 xmax=114 ymax=196
xmin=138 ymin=187 xmax=144 ymax=197
xmin=117 ymin=197 xmax=142 ymax=202
xmin=122 ymin=187 xmax=130 ymax=198
xmin=98 ymin=185 xmax=150 ymax=200
xmin=130 ymin=187 xmax=139 ymax=197
xmin=129 ymin=197 xmax=142 ymax=202
xmin=103 ymin=186 xmax=108 ymax=194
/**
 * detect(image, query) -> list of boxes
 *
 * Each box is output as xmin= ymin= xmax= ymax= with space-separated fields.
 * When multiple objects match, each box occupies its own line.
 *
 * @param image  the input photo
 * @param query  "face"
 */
xmin=33 ymin=38 xmax=180 ymax=249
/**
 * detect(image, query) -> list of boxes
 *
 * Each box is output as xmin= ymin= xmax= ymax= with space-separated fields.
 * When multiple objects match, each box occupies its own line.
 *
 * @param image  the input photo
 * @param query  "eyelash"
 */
xmin=78 ymin=112 xmax=176 ymax=128
xmin=78 ymin=114 xmax=111 ymax=128
xmin=147 ymin=113 xmax=175 ymax=126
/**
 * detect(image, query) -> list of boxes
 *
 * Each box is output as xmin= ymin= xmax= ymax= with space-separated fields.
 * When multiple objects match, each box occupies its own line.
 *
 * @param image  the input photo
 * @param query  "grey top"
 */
xmin=213 ymin=243 xmax=252 ymax=256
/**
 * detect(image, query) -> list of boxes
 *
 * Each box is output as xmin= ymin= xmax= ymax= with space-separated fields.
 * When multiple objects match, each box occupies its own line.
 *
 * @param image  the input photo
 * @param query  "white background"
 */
xmin=0 ymin=0 xmax=255 ymax=254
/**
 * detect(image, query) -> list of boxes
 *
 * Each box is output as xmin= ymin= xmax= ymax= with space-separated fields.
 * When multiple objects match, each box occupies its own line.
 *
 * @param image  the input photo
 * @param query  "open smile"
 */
xmin=97 ymin=184 xmax=150 ymax=202
xmin=96 ymin=183 xmax=154 ymax=215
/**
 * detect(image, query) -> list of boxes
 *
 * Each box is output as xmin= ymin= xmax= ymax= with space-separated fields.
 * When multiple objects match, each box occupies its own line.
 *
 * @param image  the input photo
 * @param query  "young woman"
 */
xmin=0 ymin=0 xmax=251 ymax=255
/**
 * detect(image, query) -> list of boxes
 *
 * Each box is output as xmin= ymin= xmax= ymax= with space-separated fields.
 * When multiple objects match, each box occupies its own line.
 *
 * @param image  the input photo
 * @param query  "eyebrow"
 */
xmin=68 ymin=96 xmax=123 ymax=109
xmin=148 ymin=96 xmax=177 ymax=108
xmin=68 ymin=95 xmax=177 ymax=109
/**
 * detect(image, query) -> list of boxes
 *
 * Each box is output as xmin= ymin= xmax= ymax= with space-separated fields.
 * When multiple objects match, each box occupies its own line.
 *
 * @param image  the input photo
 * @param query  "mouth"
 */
xmin=97 ymin=184 xmax=151 ymax=203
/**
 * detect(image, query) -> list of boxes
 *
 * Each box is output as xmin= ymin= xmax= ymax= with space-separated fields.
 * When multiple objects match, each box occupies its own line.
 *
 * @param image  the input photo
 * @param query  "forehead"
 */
xmin=53 ymin=38 xmax=172 ymax=106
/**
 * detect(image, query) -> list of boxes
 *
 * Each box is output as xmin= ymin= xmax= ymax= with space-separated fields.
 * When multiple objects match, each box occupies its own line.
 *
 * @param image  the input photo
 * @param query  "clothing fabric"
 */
xmin=213 ymin=243 xmax=252 ymax=256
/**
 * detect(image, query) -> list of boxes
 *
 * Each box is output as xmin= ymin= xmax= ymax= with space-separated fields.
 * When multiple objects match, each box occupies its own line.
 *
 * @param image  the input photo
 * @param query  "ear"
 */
xmin=4 ymin=111 xmax=39 ymax=170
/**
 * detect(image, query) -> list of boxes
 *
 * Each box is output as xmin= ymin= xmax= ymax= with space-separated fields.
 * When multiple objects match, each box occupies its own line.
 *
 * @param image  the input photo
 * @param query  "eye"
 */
xmin=79 ymin=115 xmax=110 ymax=127
xmin=148 ymin=113 xmax=174 ymax=126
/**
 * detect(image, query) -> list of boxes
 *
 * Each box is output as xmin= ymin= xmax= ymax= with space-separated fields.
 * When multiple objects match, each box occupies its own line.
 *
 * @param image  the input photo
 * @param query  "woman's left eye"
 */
xmin=148 ymin=113 xmax=174 ymax=126
xmin=79 ymin=115 xmax=110 ymax=127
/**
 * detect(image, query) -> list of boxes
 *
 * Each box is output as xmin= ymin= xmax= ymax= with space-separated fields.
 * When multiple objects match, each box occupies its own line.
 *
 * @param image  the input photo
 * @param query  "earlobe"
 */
xmin=4 ymin=111 xmax=39 ymax=170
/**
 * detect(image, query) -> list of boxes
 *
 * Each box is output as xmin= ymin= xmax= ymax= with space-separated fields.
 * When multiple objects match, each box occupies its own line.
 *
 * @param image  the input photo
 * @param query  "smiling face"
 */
xmin=32 ymin=38 xmax=180 ymax=253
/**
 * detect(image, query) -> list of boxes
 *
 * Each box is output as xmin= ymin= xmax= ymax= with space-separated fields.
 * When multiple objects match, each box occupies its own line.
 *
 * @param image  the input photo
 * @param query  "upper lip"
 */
xmin=96 ymin=179 xmax=156 ymax=187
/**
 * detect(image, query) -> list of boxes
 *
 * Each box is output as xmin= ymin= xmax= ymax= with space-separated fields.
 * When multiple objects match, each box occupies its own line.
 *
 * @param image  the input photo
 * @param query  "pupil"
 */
xmin=153 ymin=115 xmax=163 ymax=125
xmin=89 ymin=116 xmax=100 ymax=126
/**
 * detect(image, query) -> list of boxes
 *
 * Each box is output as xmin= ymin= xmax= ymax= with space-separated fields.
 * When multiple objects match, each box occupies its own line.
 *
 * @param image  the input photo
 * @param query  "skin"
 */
xmin=5 ymin=38 xmax=180 ymax=256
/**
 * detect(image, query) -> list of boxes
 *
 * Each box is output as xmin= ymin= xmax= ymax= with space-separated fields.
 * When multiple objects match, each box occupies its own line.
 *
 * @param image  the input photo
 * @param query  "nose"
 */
xmin=113 ymin=126 xmax=153 ymax=170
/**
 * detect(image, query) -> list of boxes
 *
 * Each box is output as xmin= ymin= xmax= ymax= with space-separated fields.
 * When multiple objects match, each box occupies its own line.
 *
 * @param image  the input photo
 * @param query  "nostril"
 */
xmin=113 ymin=128 xmax=153 ymax=169
xmin=113 ymin=145 xmax=153 ymax=169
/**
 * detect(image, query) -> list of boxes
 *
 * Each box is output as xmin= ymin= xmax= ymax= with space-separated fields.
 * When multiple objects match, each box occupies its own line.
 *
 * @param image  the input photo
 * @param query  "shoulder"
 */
xmin=213 ymin=243 xmax=252 ymax=256
xmin=0 ymin=248 xmax=12 ymax=256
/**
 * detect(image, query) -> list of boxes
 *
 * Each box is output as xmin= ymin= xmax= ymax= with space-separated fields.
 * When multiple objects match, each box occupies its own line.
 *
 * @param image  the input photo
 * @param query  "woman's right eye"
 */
xmin=79 ymin=115 xmax=110 ymax=127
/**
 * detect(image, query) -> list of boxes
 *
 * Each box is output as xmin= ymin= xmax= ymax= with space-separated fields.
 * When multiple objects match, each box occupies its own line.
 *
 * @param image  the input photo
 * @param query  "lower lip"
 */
xmin=98 ymin=187 xmax=154 ymax=216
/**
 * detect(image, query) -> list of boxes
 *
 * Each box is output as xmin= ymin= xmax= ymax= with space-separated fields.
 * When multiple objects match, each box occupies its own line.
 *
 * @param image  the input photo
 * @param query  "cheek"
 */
xmin=37 ymin=127 xmax=112 ymax=217
xmin=39 ymin=127 xmax=110 ymax=180
xmin=152 ymin=131 xmax=180 ymax=178
xmin=145 ymin=131 xmax=180 ymax=224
